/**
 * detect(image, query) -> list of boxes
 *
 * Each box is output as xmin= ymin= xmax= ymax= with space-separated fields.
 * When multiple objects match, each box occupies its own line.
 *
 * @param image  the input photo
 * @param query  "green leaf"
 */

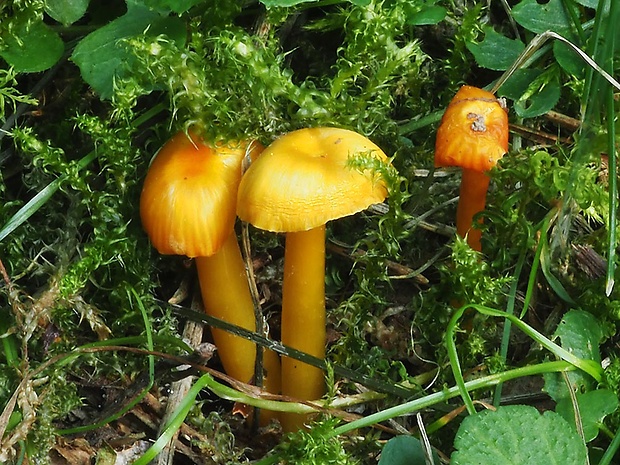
xmin=45 ymin=0 xmax=90 ymax=26
xmin=0 ymin=20 xmax=64 ymax=73
xmin=554 ymin=310 xmax=603 ymax=363
xmin=406 ymin=6 xmax=447 ymax=26
xmin=544 ymin=310 xmax=603 ymax=401
xmin=378 ymin=436 xmax=439 ymax=465
xmin=553 ymin=40 xmax=586 ymax=78
xmin=259 ymin=0 xmax=317 ymax=6
xmin=575 ymin=0 xmax=598 ymax=7
xmin=556 ymin=390 xmax=619 ymax=442
xmin=512 ymin=0 xmax=572 ymax=34
xmin=139 ymin=0 xmax=205 ymax=14
xmin=452 ymin=405 xmax=588 ymax=465
xmin=466 ymin=27 xmax=525 ymax=71
xmin=497 ymin=68 xmax=561 ymax=118
xmin=71 ymin=4 xmax=185 ymax=99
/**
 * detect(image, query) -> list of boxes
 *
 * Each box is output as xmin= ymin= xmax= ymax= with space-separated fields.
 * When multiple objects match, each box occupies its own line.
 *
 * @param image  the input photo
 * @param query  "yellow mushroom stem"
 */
xmin=456 ymin=168 xmax=491 ymax=252
xmin=280 ymin=225 xmax=326 ymax=432
xmin=195 ymin=232 xmax=281 ymax=423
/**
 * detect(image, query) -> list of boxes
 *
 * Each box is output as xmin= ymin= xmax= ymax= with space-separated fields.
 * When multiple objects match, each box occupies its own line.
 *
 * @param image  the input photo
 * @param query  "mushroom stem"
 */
xmin=456 ymin=168 xmax=491 ymax=252
xmin=195 ymin=233 xmax=281 ymax=423
xmin=280 ymin=225 xmax=326 ymax=432
xmin=195 ymin=232 xmax=258 ymax=383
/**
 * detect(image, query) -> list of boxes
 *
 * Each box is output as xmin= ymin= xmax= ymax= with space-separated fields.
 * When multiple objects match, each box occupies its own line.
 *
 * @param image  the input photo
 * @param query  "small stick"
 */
xmin=154 ymin=295 xmax=204 ymax=465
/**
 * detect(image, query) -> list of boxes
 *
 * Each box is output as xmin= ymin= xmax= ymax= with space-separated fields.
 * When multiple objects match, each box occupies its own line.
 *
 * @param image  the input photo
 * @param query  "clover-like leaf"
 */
xmin=452 ymin=405 xmax=587 ymax=465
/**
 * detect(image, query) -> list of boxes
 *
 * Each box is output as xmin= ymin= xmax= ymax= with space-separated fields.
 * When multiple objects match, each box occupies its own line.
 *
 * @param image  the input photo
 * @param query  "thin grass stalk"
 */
xmin=604 ymin=0 xmax=618 ymax=295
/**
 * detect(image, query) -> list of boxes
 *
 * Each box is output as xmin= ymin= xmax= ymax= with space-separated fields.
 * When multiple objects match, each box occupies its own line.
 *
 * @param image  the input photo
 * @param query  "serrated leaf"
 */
xmin=71 ymin=5 xmax=185 ymax=99
xmin=45 ymin=0 xmax=90 ymax=26
xmin=556 ymin=390 xmax=619 ymax=442
xmin=0 ymin=20 xmax=65 ymax=73
xmin=379 ymin=436 xmax=439 ymax=465
xmin=406 ymin=6 xmax=447 ymax=26
xmin=512 ymin=0 xmax=572 ymax=34
xmin=496 ymin=68 xmax=561 ymax=118
xmin=466 ymin=27 xmax=525 ymax=71
xmin=452 ymin=405 xmax=587 ymax=465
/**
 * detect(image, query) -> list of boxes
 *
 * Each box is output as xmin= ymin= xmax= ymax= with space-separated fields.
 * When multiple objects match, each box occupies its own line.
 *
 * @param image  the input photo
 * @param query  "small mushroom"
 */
xmin=435 ymin=85 xmax=509 ymax=251
xmin=140 ymin=130 xmax=280 ymax=402
xmin=237 ymin=127 xmax=390 ymax=431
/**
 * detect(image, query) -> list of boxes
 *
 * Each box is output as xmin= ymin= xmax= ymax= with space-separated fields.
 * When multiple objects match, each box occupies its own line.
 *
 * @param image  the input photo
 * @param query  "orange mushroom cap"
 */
xmin=237 ymin=127 xmax=390 ymax=232
xmin=140 ymin=130 xmax=262 ymax=257
xmin=435 ymin=85 xmax=509 ymax=172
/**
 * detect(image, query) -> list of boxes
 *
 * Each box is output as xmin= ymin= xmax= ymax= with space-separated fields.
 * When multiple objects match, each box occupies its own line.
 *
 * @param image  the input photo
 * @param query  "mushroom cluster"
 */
xmin=140 ymin=127 xmax=391 ymax=432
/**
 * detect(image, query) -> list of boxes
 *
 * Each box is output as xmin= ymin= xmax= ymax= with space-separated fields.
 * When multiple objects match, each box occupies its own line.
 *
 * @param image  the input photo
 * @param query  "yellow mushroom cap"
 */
xmin=435 ymin=85 xmax=509 ymax=172
xmin=237 ymin=127 xmax=389 ymax=232
xmin=140 ymin=131 xmax=262 ymax=257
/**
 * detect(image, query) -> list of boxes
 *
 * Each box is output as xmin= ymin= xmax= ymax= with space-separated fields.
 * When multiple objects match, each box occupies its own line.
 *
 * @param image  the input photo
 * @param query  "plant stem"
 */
xmin=328 ymin=361 xmax=576 ymax=437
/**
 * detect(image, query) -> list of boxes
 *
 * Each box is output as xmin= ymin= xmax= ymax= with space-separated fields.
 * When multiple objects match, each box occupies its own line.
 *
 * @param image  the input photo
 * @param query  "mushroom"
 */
xmin=435 ymin=85 xmax=509 ymax=251
xmin=140 ymin=130 xmax=280 ymax=403
xmin=237 ymin=127 xmax=390 ymax=431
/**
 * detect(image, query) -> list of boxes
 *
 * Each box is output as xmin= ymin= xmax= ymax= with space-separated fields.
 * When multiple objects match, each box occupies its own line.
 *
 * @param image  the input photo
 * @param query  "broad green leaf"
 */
xmin=406 ymin=6 xmax=447 ymax=26
xmin=554 ymin=310 xmax=603 ymax=363
xmin=45 ymin=0 xmax=90 ymax=26
xmin=556 ymin=390 xmax=619 ymax=442
xmin=71 ymin=4 xmax=185 ymax=99
xmin=512 ymin=0 xmax=572 ymax=34
xmin=544 ymin=310 xmax=603 ymax=401
xmin=379 ymin=436 xmax=439 ymax=465
xmin=452 ymin=405 xmax=587 ymax=465
xmin=0 ymin=20 xmax=64 ymax=73
xmin=466 ymin=27 xmax=524 ymax=71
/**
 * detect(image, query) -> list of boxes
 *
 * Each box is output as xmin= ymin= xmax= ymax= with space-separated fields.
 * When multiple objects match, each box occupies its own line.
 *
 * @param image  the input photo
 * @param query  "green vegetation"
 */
xmin=1 ymin=0 xmax=619 ymax=463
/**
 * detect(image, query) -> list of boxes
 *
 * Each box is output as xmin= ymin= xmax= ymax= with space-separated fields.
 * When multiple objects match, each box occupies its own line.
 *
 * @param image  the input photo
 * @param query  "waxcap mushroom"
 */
xmin=236 ymin=126 xmax=391 ymax=431
xmin=435 ymin=85 xmax=509 ymax=172
xmin=237 ymin=127 xmax=389 ymax=232
xmin=141 ymin=130 xmax=260 ymax=257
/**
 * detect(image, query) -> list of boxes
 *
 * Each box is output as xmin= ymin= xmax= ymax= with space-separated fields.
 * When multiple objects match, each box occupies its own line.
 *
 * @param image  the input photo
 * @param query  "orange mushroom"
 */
xmin=237 ymin=127 xmax=390 ymax=431
xmin=140 ymin=130 xmax=280 ymax=409
xmin=435 ymin=85 xmax=509 ymax=251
